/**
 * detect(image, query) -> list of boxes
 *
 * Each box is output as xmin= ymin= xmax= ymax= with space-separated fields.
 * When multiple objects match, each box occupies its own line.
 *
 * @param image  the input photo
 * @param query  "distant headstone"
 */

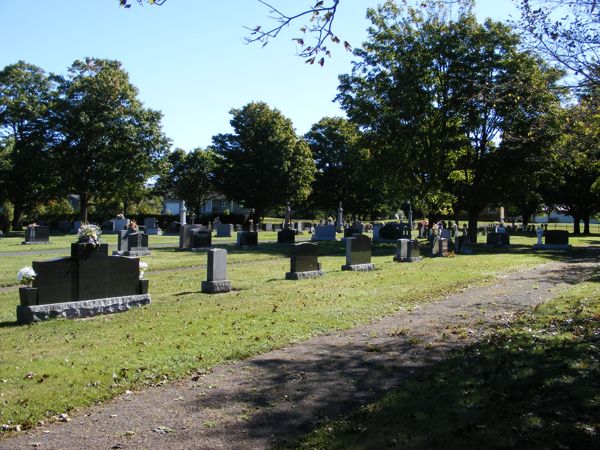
xmin=23 ymin=225 xmax=50 ymax=245
xmin=344 ymin=221 xmax=364 ymax=238
xmin=286 ymin=242 xmax=324 ymax=280
xmin=394 ymin=239 xmax=422 ymax=262
xmin=215 ymin=223 xmax=234 ymax=237
xmin=237 ymin=231 xmax=258 ymax=246
xmin=311 ymin=224 xmax=336 ymax=241
xmin=342 ymin=234 xmax=374 ymax=271
xmin=277 ymin=228 xmax=296 ymax=244
xmin=376 ymin=222 xmax=411 ymax=242
xmin=114 ymin=230 xmax=151 ymax=256
xmin=533 ymin=229 xmax=571 ymax=250
xmin=144 ymin=217 xmax=162 ymax=235
xmin=431 ymin=236 xmax=449 ymax=257
xmin=17 ymin=243 xmax=150 ymax=324
xmin=201 ymin=249 xmax=232 ymax=294
xmin=335 ymin=202 xmax=344 ymax=233
xmin=179 ymin=224 xmax=211 ymax=250
xmin=111 ymin=217 xmax=129 ymax=232
xmin=262 ymin=223 xmax=273 ymax=232
xmin=486 ymin=232 xmax=510 ymax=247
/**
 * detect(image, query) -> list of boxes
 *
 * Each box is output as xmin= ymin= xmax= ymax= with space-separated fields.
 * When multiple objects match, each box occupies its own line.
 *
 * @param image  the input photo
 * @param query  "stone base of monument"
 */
xmin=393 ymin=255 xmax=422 ymax=262
xmin=341 ymin=263 xmax=375 ymax=271
xmin=533 ymin=244 xmax=572 ymax=250
xmin=112 ymin=250 xmax=152 ymax=256
xmin=285 ymin=270 xmax=325 ymax=280
xmin=16 ymin=294 xmax=151 ymax=324
xmin=201 ymin=280 xmax=232 ymax=294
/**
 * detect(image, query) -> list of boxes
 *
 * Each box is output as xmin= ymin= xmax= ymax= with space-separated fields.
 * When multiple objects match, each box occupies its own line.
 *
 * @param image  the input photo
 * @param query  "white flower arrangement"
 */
xmin=17 ymin=266 xmax=36 ymax=286
xmin=139 ymin=261 xmax=148 ymax=280
xmin=77 ymin=223 xmax=101 ymax=247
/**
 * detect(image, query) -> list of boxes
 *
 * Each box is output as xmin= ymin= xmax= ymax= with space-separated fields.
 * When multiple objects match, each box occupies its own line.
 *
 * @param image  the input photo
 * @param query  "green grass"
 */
xmin=286 ymin=273 xmax=600 ymax=450
xmin=0 ymin=235 xmax=595 ymax=433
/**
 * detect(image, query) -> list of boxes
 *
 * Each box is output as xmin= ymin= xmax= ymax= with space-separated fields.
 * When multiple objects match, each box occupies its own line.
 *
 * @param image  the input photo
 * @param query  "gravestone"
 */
xmin=179 ymin=224 xmax=210 ymax=250
xmin=311 ymin=224 xmax=337 ymax=241
xmin=144 ymin=217 xmax=162 ymax=235
xmin=114 ymin=230 xmax=151 ymax=256
xmin=237 ymin=231 xmax=258 ymax=246
xmin=533 ymin=229 xmax=571 ymax=250
xmin=111 ymin=217 xmax=128 ymax=233
xmin=286 ymin=242 xmax=324 ymax=280
xmin=344 ymin=221 xmax=364 ymax=238
xmin=201 ymin=248 xmax=232 ymax=294
xmin=486 ymin=232 xmax=510 ymax=247
xmin=376 ymin=222 xmax=411 ymax=242
xmin=394 ymin=239 xmax=422 ymax=262
xmin=342 ymin=234 xmax=374 ymax=271
xmin=215 ymin=223 xmax=234 ymax=237
xmin=22 ymin=225 xmax=50 ymax=245
xmin=441 ymin=228 xmax=451 ymax=241
xmin=277 ymin=228 xmax=295 ymax=244
xmin=100 ymin=220 xmax=115 ymax=233
xmin=431 ymin=236 xmax=449 ymax=257
xmin=262 ymin=223 xmax=273 ymax=232
xmin=17 ymin=243 xmax=150 ymax=324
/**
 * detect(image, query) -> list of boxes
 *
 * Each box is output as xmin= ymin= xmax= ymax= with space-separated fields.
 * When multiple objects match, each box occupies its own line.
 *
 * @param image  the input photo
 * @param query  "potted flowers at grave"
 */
xmin=139 ymin=261 xmax=149 ymax=294
xmin=73 ymin=223 xmax=108 ymax=258
xmin=17 ymin=266 xmax=38 ymax=306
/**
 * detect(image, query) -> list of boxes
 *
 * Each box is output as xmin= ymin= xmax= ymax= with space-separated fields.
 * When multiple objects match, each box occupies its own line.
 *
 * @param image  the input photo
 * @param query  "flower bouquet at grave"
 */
xmin=77 ymin=223 xmax=101 ymax=247
xmin=139 ymin=261 xmax=148 ymax=279
xmin=17 ymin=266 xmax=36 ymax=286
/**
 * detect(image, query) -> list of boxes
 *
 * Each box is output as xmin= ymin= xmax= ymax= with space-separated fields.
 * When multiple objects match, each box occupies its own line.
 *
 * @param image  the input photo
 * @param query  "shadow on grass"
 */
xmin=282 ymin=317 xmax=600 ymax=449
xmin=178 ymin=268 xmax=600 ymax=449
xmin=0 ymin=320 xmax=20 ymax=328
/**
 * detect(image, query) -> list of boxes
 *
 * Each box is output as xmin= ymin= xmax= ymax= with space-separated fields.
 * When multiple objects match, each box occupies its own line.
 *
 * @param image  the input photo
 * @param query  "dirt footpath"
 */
xmin=2 ymin=257 xmax=598 ymax=450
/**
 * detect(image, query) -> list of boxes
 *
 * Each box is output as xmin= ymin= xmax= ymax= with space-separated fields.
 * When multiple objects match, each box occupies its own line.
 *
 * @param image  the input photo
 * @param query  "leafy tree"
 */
xmin=0 ymin=61 xmax=57 ymax=229
xmin=305 ymin=116 xmax=385 ymax=218
xmin=155 ymin=147 xmax=217 ymax=215
xmin=518 ymin=0 xmax=600 ymax=88
xmin=337 ymin=0 xmax=562 ymax=240
xmin=51 ymin=58 xmax=169 ymax=222
xmin=212 ymin=101 xmax=315 ymax=219
xmin=544 ymin=100 xmax=600 ymax=234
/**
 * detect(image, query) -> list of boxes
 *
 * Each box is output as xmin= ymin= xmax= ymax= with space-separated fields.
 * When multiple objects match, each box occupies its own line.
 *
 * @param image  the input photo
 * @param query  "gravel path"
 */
xmin=1 ymin=256 xmax=598 ymax=450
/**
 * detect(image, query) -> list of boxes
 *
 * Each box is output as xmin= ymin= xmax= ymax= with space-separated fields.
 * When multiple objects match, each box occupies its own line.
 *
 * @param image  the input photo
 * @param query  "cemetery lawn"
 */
xmin=0 ymin=243 xmax=590 ymax=432
xmin=286 ymin=274 xmax=600 ymax=450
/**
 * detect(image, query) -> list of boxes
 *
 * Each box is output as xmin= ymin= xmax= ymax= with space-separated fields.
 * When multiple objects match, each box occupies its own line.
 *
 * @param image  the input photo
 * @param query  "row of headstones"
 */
xmin=201 ymin=236 xmax=451 ymax=293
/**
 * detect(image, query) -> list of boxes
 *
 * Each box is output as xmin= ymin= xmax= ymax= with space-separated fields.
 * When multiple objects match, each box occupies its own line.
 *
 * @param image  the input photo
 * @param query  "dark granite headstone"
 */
xmin=179 ymin=224 xmax=205 ymax=249
xmin=342 ymin=234 xmax=374 ymax=271
xmin=18 ymin=243 xmax=148 ymax=323
xmin=202 ymin=248 xmax=231 ymax=293
xmin=115 ymin=231 xmax=151 ymax=256
xmin=72 ymin=243 xmax=110 ymax=301
xmin=23 ymin=225 xmax=50 ymax=244
xmin=378 ymin=222 xmax=411 ymax=241
xmin=486 ymin=232 xmax=510 ymax=247
xmin=286 ymin=242 xmax=324 ymax=279
xmin=277 ymin=228 xmax=296 ymax=244
xmin=192 ymin=229 xmax=212 ymax=248
xmin=545 ymin=230 xmax=569 ymax=245
xmin=237 ymin=231 xmax=258 ymax=246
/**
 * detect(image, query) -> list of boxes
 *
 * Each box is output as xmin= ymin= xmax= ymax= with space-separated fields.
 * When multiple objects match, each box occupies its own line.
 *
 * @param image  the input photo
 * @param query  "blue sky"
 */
xmin=0 ymin=0 xmax=518 ymax=151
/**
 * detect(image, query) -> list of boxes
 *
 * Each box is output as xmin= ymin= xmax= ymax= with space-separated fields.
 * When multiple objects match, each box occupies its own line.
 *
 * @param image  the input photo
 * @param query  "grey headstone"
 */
xmin=394 ymin=239 xmax=422 ymax=262
xmin=215 ymin=223 xmax=234 ymax=237
xmin=23 ymin=225 xmax=50 ymax=244
xmin=311 ymin=224 xmax=336 ymax=241
xmin=201 ymin=249 xmax=231 ymax=293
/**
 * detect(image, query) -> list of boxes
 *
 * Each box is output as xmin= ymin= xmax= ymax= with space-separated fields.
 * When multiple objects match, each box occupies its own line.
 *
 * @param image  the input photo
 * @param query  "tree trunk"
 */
xmin=468 ymin=211 xmax=479 ymax=244
xmin=572 ymin=214 xmax=581 ymax=235
xmin=79 ymin=192 xmax=89 ymax=223
xmin=123 ymin=200 xmax=129 ymax=218
xmin=583 ymin=214 xmax=591 ymax=235
xmin=11 ymin=204 xmax=23 ymax=230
